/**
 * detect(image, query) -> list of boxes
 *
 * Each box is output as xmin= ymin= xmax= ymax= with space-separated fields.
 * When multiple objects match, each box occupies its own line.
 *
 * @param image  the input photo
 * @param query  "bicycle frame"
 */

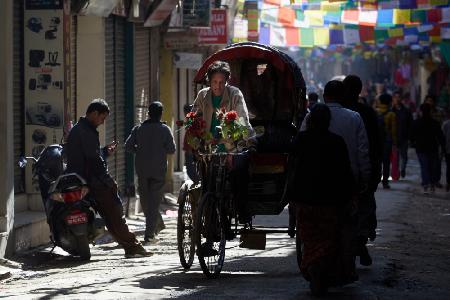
xmin=199 ymin=152 xmax=248 ymax=229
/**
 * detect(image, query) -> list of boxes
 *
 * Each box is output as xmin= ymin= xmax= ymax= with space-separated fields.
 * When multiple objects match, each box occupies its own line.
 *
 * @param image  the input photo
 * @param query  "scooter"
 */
xmin=19 ymin=144 xmax=104 ymax=260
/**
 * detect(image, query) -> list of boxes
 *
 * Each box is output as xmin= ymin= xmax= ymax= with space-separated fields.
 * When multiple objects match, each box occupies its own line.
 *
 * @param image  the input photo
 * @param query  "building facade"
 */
xmin=0 ymin=0 xmax=171 ymax=258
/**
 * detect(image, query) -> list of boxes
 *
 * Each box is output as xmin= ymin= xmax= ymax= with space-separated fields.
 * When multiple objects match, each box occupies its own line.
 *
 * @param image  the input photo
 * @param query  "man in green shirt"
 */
xmin=192 ymin=61 xmax=254 ymax=256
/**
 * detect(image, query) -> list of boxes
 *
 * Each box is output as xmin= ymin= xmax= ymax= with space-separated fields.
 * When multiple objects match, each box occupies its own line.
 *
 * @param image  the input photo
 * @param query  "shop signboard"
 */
xmin=24 ymin=0 xmax=69 ymax=193
xmin=182 ymin=0 xmax=211 ymax=28
xmin=173 ymin=52 xmax=203 ymax=69
xmin=163 ymin=30 xmax=199 ymax=49
xmin=233 ymin=16 xmax=248 ymax=43
xmin=196 ymin=9 xmax=227 ymax=45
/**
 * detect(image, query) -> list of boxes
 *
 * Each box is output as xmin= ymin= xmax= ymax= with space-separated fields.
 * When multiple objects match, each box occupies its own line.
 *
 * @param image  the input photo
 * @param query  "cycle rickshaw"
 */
xmin=177 ymin=42 xmax=307 ymax=278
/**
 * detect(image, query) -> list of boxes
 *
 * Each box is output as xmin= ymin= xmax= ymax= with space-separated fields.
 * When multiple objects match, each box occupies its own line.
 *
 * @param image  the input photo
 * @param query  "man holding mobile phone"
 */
xmin=66 ymin=99 xmax=152 ymax=258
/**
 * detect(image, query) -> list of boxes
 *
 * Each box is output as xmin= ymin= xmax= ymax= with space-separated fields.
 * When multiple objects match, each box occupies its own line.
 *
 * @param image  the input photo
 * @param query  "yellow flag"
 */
xmin=393 ymin=9 xmax=410 ymax=25
xmin=314 ymin=28 xmax=330 ymax=46
xmin=305 ymin=10 xmax=324 ymax=26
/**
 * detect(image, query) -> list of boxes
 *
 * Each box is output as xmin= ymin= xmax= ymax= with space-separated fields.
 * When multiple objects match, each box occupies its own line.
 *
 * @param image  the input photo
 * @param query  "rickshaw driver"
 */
xmin=192 ymin=61 xmax=255 ymax=255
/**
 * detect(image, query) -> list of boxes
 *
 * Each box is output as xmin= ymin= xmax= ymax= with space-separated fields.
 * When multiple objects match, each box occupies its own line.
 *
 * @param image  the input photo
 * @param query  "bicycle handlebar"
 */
xmin=197 ymin=149 xmax=250 ymax=158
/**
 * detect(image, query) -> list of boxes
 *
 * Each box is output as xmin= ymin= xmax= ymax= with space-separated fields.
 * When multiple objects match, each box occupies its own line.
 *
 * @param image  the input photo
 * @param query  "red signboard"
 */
xmin=196 ymin=9 xmax=227 ymax=45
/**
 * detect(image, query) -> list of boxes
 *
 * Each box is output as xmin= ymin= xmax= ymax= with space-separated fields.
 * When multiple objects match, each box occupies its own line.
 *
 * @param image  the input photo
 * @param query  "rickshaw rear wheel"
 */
xmin=296 ymin=232 xmax=303 ymax=272
xmin=177 ymin=184 xmax=196 ymax=270
xmin=195 ymin=192 xmax=226 ymax=278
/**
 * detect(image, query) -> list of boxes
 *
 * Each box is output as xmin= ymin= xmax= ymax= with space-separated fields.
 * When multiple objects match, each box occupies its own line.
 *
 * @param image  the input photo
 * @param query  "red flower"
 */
xmin=176 ymin=120 xmax=184 ymax=127
xmin=225 ymin=111 xmax=238 ymax=122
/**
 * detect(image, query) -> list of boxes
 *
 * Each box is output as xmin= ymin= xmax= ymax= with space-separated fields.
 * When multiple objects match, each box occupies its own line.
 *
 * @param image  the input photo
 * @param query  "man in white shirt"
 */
xmin=301 ymin=80 xmax=371 ymax=186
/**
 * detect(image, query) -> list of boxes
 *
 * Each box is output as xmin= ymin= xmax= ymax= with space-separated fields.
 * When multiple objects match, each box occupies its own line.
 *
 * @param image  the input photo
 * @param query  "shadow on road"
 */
xmin=12 ymin=250 xmax=92 ymax=271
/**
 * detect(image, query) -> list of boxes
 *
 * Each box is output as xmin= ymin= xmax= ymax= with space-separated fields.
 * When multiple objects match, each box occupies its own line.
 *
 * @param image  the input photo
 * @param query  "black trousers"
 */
xmin=446 ymin=154 xmax=450 ymax=185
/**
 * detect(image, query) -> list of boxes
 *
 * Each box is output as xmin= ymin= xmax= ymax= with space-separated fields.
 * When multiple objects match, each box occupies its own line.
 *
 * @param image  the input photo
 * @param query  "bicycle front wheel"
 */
xmin=177 ymin=185 xmax=196 ymax=270
xmin=195 ymin=192 xmax=226 ymax=278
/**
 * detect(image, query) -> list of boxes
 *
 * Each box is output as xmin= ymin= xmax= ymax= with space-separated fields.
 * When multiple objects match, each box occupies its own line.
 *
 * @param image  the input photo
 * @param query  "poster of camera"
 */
xmin=24 ymin=0 xmax=68 ymax=193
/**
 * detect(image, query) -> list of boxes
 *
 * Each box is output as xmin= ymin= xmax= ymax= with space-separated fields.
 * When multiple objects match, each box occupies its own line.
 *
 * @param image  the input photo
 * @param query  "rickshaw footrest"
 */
xmin=239 ymin=231 xmax=266 ymax=250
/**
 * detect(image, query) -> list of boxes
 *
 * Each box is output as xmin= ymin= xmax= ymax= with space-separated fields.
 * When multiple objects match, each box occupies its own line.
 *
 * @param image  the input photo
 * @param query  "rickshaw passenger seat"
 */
xmin=255 ymin=121 xmax=297 ymax=153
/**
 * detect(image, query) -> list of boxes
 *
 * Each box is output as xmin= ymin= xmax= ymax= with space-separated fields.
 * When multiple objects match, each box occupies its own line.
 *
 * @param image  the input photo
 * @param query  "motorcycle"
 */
xmin=19 ymin=144 xmax=104 ymax=260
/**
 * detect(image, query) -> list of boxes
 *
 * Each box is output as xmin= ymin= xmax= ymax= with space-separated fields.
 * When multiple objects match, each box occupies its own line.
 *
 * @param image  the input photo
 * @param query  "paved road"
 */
xmin=1 ymin=155 xmax=450 ymax=299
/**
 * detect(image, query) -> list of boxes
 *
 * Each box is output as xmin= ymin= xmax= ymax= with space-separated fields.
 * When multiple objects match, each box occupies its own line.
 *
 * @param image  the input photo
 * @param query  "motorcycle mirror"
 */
xmin=18 ymin=157 xmax=28 ymax=168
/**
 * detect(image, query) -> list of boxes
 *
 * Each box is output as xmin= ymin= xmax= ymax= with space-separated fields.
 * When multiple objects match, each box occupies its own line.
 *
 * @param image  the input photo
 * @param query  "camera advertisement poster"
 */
xmin=24 ymin=1 xmax=68 ymax=193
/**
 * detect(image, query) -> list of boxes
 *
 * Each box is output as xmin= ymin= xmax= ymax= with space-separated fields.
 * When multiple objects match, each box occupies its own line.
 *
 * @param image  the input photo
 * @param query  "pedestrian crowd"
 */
xmin=290 ymin=74 xmax=450 ymax=295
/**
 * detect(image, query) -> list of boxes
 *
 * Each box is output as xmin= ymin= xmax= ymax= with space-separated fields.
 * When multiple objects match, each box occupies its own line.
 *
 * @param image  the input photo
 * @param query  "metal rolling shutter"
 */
xmin=134 ymin=23 xmax=150 ymax=125
xmin=105 ymin=16 xmax=126 ymax=193
xmin=13 ymin=0 xmax=24 ymax=193
xmin=70 ymin=15 xmax=77 ymax=122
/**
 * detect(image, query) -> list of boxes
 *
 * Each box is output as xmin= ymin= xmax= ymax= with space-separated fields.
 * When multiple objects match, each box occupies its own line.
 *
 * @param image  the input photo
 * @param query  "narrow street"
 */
xmin=1 ymin=154 xmax=450 ymax=299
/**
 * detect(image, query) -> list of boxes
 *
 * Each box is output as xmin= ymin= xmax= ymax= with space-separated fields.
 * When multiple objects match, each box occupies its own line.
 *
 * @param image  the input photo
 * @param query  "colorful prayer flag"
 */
xmin=393 ymin=9 xmax=411 ymax=24
xmin=314 ymin=27 xmax=330 ymax=45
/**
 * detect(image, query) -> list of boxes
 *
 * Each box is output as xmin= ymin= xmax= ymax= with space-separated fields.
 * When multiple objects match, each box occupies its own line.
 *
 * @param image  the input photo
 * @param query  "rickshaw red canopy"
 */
xmin=194 ymin=42 xmax=306 ymax=91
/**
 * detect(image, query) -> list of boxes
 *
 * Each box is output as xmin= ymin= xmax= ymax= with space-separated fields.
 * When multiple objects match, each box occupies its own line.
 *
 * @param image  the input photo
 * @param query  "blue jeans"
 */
xmin=416 ymin=151 xmax=439 ymax=187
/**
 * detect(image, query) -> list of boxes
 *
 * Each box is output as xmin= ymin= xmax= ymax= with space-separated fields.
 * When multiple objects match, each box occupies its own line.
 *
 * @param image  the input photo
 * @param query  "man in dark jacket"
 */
xmin=343 ymin=75 xmax=382 ymax=266
xmin=66 ymin=99 xmax=152 ymax=258
xmin=392 ymin=91 xmax=413 ymax=178
xmin=125 ymin=102 xmax=176 ymax=243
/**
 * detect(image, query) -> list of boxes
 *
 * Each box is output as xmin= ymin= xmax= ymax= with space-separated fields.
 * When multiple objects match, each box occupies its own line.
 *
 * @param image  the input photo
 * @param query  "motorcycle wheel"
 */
xmin=195 ymin=192 xmax=226 ymax=279
xmin=177 ymin=185 xmax=196 ymax=270
xmin=75 ymin=235 xmax=91 ymax=261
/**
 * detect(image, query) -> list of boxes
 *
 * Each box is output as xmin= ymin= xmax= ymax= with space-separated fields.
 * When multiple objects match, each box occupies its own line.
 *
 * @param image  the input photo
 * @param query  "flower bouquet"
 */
xmin=216 ymin=108 xmax=250 ymax=152
xmin=177 ymin=111 xmax=213 ymax=152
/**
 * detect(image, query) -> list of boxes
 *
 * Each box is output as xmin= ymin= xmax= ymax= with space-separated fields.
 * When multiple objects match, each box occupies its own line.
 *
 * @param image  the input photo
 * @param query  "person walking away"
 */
xmin=411 ymin=103 xmax=446 ymax=194
xmin=392 ymin=90 xmax=413 ymax=178
xmin=66 ymin=99 xmax=152 ymax=258
xmin=442 ymin=118 xmax=450 ymax=192
xmin=343 ymin=75 xmax=382 ymax=266
xmin=376 ymin=94 xmax=398 ymax=189
xmin=424 ymin=95 xmax=446 ymax=188
xmin=308 ymin=92 xmax=319 ymax=109
xmin=301 ymin=80 xmax=371 ymax=284
xmin=292 ymin=103 xmax=355 ymax=296
xmin=402 ymin=92 xmax=417 ymax=119
xmin=125 ymin=101 xmax=176 ymax=243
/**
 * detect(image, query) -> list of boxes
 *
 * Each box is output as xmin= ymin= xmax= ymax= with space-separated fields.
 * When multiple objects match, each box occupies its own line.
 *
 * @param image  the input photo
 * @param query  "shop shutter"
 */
xmin=70 ymin=15 xmax=77 ymax=123
xmin=105 ymin=16 xmax=126 ymax=193
xmin=134 ymin=23 xmax=150 ymax=125
xmin=13 ymin=0 xmax=24 ymax=193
